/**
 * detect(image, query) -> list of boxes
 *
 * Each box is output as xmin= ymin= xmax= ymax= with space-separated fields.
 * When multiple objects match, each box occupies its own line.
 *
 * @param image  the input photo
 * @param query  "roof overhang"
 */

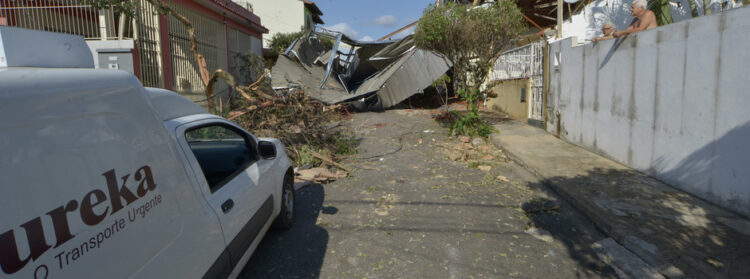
xmin=193 ymin=0 xmax=269 ymax=34
xmin=516 ymin=0 xmax=592 ymax=30
xmin=303 ymin=0 xmax=325 ymax=24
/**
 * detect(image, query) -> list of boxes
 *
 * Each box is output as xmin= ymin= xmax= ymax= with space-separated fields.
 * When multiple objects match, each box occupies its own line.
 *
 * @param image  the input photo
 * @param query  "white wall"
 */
xmin=242 ymin=0 xmax=304 ymax=45
xmin=546 ymin=7 xmax=750 ymax=217
xmin=557 ymin=0 xmax=694 ymax=44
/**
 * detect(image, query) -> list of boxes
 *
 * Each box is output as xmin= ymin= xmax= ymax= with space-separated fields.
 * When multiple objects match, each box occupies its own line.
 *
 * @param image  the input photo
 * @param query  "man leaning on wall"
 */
xmin=613 ymin=0 xmax=658 ymax=37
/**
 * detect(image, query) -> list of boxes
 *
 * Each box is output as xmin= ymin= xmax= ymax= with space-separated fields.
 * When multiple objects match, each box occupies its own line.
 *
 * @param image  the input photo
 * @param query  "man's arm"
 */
xmin=592 ymin=35 xmax=613 ymax=42
xmin=614 ymin=12 xmax=656 ymax=37
xmin=613 ymin=19 xmax=637 ymax=37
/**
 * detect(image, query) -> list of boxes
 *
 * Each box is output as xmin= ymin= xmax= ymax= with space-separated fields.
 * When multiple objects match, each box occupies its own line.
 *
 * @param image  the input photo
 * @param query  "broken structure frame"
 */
xmin=271 ymin=27 xmax=453 ymax=110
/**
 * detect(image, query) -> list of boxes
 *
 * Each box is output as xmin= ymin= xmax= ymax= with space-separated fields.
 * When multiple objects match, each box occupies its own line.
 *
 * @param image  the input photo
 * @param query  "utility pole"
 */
xmin=556 ymin=0 xmax=562 ymax=38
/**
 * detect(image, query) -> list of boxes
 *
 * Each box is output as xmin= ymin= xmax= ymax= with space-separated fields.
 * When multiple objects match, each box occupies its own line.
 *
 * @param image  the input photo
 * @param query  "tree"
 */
xmin=648 ymin=0 xmax=673 ymax=26
xmin=269 ymin=30 xmax=334 ymax=55
xmin=415 ymin=1 xmax=524 ymax=137
xmin=269 ymin=31 xmax=305 ymax=54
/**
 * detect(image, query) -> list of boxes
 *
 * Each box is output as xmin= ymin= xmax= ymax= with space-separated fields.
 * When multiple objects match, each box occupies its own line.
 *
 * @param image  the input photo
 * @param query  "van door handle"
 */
xmin=221 ymin=199 xmax=234 ymax=213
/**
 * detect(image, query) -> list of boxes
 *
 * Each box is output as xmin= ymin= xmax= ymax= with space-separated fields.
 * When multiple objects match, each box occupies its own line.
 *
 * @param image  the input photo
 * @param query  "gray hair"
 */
xmin=603 ymin=21 xmax=615 ymax=29
xmin=633 ymin=0 xmax=647 ymax=9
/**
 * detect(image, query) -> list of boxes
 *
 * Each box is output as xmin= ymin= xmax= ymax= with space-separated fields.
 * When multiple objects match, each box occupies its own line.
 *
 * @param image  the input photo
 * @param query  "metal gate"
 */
xmin=0 ymin=0 xmax=129 ymax=39
xmin=168 ymin=3 xmax=228 ymax=106
xmin=528 ymin=41 xmax=544 ymax=122
xmin=490 ymin=40 xmax=545 ymax=122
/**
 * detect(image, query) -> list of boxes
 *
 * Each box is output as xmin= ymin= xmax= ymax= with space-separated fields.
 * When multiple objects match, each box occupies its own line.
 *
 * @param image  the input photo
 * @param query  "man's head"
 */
xmin=630 ymin=0 xmax=648 ymax=17
xmin=602 ymin=22 xmax=615 ymax=35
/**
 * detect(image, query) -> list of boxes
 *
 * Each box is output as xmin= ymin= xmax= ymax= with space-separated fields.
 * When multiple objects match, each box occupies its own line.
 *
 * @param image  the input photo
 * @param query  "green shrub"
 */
xmin=269 ymin=31 xmax=304 ymax=54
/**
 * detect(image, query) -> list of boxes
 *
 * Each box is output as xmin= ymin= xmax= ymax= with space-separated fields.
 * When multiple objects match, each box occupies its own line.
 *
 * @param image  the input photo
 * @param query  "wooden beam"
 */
xmin=534 ymin=13 xmax=557 ymax=21
xmin=378 ymin=21 xmax=418 ymax=41
xmin=533 ymin=2 xmax=558 ymax=9
xmin=522 ymin=13 xmax=544 ymax=31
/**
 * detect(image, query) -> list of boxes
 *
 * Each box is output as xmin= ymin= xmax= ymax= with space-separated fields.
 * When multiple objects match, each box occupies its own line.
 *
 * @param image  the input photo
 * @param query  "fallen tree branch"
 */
xmin=90 ymin=0 xmax=265 ymax=111
xmin=206 ymin=68 xmax=276 ymax=109
xmin=226 ymin=100 xmax=274 ymax=120
xmin=308 ymin=150 xmax=352 ymax=172
xmin=147 ymin=0 xmax=263 ymax=110
xmin=151 ymin=1 xmax=210 ymax=86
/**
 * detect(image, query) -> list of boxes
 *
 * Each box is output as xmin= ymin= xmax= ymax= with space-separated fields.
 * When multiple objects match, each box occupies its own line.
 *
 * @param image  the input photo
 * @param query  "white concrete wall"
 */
xmin=242 ymin=0 xmax=304 ymax=45
xmin=546 ymin=7 xmax=750 ymax=217
xmin=556 ymin=0 xmax=694 ymax=44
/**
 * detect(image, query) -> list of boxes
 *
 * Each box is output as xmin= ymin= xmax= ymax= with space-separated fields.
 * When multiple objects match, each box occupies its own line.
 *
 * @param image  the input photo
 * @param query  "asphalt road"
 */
xmin=241 ymin=109 xmax=617 ymax=278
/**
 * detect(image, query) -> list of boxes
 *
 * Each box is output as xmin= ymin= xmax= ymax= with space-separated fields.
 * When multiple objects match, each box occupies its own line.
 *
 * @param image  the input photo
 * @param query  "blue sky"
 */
xmin=312 ymin=0 xmax=434 ymax=41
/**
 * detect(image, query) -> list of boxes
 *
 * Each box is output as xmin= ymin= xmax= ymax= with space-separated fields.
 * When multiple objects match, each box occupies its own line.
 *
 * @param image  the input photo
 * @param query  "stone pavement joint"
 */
xmin=490 ymin=120 xmax=750 ymax=279
xmin=591 ymin=238 xmax=665 ymax=279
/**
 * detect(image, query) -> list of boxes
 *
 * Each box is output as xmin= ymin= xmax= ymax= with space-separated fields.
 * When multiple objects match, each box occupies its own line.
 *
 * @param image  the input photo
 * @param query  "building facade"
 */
xmin=0 ymin=0 xmax=267 ymax=107
xmin=240 ymin=0 xmax=323 ymax=45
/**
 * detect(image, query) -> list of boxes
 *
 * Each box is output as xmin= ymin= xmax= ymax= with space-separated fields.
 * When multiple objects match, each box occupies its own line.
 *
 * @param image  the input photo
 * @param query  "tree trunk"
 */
xmin=144 ymin=0 xmax=257 ymax=111
xmin=703 ymin=0 xmax=712 ymax=15
xmin=688 ymin=0 xmax=700 ymax=17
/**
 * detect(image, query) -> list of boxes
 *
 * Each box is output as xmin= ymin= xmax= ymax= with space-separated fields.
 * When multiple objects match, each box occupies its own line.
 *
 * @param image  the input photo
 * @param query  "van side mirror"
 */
xmin=258 ymin=141 xmax=276 ymax=159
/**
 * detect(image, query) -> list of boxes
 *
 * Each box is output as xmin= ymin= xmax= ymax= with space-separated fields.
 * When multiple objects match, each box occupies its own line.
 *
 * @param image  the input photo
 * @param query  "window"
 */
xmin=185 ymin=124 xmax=257 ymax=193
xmin=521 ymin=87 xmax=527 ymax=103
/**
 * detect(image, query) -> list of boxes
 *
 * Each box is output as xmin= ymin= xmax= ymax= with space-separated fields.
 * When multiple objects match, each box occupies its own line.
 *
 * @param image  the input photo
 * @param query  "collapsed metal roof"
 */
xmin=271 ymin=29 xmax=451 ymax=110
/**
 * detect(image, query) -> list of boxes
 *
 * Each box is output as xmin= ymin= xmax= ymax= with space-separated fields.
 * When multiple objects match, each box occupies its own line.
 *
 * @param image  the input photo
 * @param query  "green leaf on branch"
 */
xmin=415 ymin=1 xmax=523 ymax=138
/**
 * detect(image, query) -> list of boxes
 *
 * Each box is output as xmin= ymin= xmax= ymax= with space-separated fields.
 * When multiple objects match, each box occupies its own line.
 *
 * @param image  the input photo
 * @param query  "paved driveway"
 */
xmin=241 ymin=109 xmax=616 ymax=278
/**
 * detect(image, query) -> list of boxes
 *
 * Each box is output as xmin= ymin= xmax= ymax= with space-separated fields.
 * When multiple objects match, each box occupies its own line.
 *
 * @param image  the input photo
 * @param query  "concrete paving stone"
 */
xmin=491 ymin=120 xmax=750 ymax=279
xmin=240 ymin=110 xmax=618 ymax=278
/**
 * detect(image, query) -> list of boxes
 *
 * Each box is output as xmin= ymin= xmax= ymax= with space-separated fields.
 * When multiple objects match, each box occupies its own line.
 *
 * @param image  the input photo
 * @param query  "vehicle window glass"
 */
xmin=185 ymin=125 xmax=257 ymax=193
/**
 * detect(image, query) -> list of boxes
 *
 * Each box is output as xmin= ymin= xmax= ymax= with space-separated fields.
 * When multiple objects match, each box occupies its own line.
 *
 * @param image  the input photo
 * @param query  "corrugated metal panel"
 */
xmin=354 ymin=48 xmax=451 ymax=109
xmin=272 ymin=32 xmax=451 ymax=109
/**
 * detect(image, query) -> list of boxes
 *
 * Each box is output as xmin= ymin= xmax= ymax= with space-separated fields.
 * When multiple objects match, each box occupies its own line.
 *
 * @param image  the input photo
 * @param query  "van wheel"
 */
xmin=273 ymin=173 xmax=294 ymax=230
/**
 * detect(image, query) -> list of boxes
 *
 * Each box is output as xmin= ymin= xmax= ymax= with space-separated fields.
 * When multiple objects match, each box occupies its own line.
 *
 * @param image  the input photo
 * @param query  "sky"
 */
xmin=312 ymin=0 xmax=434 ymax=41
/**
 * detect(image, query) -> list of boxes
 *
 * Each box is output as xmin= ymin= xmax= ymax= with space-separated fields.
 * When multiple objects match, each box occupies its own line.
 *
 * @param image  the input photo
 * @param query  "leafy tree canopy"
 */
xmin=415 ymin=1 xmax=525 ymax=137
xmin=269 ymin=31 xmax=304 ymax=54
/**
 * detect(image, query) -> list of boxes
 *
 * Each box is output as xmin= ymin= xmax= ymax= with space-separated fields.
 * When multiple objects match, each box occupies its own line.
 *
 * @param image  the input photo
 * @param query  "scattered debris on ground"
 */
xmin=439 ymin=133 xmax=509 ymax=167
xmin=227 ymin=91 xmax=356 ymax=183
xmin=296 ymin=167 xmax=348 ymax=183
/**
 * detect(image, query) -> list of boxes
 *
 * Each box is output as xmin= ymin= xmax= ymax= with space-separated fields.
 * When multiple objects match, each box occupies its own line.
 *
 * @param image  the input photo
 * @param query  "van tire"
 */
xmin=273 ymin=172 xmax=295 ymax=230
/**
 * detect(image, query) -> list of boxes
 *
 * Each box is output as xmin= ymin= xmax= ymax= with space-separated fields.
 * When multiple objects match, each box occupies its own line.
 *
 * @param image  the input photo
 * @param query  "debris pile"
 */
xmin=440 ymin=134 xmax=509 ymax=167
xmin=296 ymin=167 xmax=348 ymax=183
xmin=227 ymin=92 xmax=355 ymax=183
xmin=271 ymin=29 xmax=453 ymax=111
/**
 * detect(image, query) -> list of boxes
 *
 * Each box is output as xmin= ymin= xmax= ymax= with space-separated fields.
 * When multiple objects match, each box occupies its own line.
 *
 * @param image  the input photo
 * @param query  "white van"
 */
xmin=0 ymin=27 xmax=294 ymax=278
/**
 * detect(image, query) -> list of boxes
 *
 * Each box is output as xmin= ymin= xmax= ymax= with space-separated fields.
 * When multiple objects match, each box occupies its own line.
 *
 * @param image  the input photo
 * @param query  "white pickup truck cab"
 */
xmin=0 ymin=27 xmax=294 ymax=278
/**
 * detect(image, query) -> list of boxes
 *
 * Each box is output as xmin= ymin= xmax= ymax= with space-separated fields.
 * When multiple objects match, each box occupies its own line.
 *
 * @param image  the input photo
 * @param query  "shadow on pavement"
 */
xmin=524 ymin=167 xmax=750 ymax=278
xmin=520 ymin=184 xmax=618 ymax=278
xmin=239 ymin=184 xmax=328 ymax=278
